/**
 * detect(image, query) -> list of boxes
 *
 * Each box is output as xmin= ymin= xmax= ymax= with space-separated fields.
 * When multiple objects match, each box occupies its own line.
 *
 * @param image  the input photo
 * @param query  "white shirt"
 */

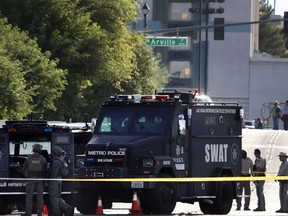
xmin=242 ymin=157 xmax=253 ymax=175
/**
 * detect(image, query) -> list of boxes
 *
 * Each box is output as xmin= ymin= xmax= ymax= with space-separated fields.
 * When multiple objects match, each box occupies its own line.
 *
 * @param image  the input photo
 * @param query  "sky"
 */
xmin=270 ymin=0 xmax=288 ymax=15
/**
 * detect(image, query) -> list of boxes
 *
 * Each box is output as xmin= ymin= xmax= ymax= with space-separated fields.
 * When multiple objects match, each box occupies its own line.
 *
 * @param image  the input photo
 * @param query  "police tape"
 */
xmin=1 ymin=176 xmax=288 ymax=182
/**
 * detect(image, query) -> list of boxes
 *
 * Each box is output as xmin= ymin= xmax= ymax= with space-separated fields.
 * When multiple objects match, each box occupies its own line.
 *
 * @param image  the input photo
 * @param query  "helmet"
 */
xmin=32 ymin=144 xmax=43 ymax=153
xmin=53 ymin=146 xmax=63 ymax=156
xmin=274 ymin=101 xmax=279 ymax=105
xmin=242 ymin=150 xmax=247 ymax=159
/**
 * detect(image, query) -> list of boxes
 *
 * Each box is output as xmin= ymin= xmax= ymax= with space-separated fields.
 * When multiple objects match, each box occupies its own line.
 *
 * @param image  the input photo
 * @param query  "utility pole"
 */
xmin=198 ymin=0 xmax=202 ymax=94
xmin=189 ymin=0 xmax=225 ymax=94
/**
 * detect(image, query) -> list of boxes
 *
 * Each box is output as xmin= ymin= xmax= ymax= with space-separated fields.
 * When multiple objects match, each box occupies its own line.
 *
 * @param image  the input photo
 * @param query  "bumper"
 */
xmin=75 ymin=166 xmax=157 ymax=189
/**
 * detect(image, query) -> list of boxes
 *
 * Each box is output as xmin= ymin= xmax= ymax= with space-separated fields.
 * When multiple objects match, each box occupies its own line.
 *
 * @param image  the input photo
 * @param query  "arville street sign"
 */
xmin=146 ymin=37 xmax=188 ymax=47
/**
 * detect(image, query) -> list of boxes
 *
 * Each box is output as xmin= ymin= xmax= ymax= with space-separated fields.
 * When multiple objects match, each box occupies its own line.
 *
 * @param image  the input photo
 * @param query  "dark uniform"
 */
xmin=282 ymin=101 xmax=288 ymax=130
xmin=48 ymin=146 xmax=73 ymax=216
xmin=22 ymin=144 xmax=47 ymax=216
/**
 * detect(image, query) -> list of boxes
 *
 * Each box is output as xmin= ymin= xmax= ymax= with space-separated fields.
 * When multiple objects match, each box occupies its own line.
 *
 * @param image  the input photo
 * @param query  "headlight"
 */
xmin=76 ymin=157 xmax=85 ymax=167
xmin=143 ymin=158 xmax=154 ymax=168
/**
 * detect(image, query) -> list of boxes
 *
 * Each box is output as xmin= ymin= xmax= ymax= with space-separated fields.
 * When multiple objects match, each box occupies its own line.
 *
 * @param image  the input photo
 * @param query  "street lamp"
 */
xmin=142 ymin=2 xmax=150 ymax=32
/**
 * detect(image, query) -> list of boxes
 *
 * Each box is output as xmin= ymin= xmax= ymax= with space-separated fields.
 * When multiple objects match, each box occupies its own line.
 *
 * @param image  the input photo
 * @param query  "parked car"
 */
xmin=194 ymin=95 xmax=213 ymax=104
xmin=243 ymin=120 xmax=255 ymax=129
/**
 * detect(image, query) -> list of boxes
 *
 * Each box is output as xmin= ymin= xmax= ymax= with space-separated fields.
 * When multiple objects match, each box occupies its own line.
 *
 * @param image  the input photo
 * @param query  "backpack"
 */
xmin=27 ymin=155 xmax=45 ymax=173
xmin=276 ymin=107 xmax=282 ymax=117
xmin=57 ymin=157 xmax=69 ymax=177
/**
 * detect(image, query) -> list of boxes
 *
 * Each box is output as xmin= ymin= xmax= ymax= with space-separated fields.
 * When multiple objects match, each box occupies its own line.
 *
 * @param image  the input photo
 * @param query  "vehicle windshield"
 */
xmin=9 ymin=134 xmax=51 ymax=155
xmin=95 ymin=106 xmax=173 ymax=135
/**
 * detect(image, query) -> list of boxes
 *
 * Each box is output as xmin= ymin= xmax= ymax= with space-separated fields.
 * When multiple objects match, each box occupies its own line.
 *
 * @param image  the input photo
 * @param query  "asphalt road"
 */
xmin=8 ymin=129 xmax=288 ymax=216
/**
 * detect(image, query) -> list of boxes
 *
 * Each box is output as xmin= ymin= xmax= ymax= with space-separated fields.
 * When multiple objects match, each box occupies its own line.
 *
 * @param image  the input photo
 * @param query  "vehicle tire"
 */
xmin=214 ymin=181 xmax=233 ymax=214
xmin=199 ymin=181 xmax=233 ymax=215
xmin=103 ymin=201 xmax=112 ymax=209
xmin=199 ymin=200 xmax=215 ymax=214
xmin=0 ymin=198 xmax=12 ymax=215
xmin=16 ymin=201 xmax=26 ymax=212
xmin=76 ymin=189 xmax=98 ymax=214
xmin=141 ymin=174 xmax=177 ymax=215
xmin=0 ymin=207 xmax=9 ymax=215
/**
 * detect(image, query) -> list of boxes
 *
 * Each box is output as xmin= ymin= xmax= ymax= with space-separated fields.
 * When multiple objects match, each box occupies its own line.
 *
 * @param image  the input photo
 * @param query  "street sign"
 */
xmin=146 ymin=37 xmax=188 ymax=47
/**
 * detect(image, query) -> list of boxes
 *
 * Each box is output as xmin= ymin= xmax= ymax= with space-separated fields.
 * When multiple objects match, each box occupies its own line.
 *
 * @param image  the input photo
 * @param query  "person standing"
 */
xmin=282 ymin=100 xmax=288 ymax=130
xmin=48 ymin=146 xmax=73 ymax=216
xmin=255 ymin=117 xmax=263 ymax=129
xmin=270 ymin=101 xmax=282 ymax=130
xmin=236 ymin=150 xmax=253 ymax=210
xmin=22 ymin=144 xmax=47 ymax=216
xmin=253 ymin=149 xmax=266 ymax=211
xmin=276 ymin=152 xmax=288 ymax=213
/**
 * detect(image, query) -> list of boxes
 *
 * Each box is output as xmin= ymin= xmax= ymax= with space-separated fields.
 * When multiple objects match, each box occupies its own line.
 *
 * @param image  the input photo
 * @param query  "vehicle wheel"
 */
xmin=142 ymin=174 xmax=177 ymax=215
xmin=0 ymin=199 xmax=12 ymax=215
xmin=214 ymin=181 xmax=233 ymax=214
xmin=0 ymin=207 xmax=9 ymax=215
xmin=16 ymin=202 xmax=26 ymax=212
xmin=103 ymin=201 xmax=112 ymax=209
xmin=199 ymin=200 xmax=215 ymax=214
xmin=76 ymin=189 xmax=98 ymax=214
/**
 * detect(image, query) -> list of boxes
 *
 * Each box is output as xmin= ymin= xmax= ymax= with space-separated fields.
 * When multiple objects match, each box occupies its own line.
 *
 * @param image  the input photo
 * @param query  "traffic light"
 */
xmin=214 ymin=18 xmax=224 ymax=40
xmin=284 ymin=11 xmax=288 ymax=48
xmin=284 ymin=12 xmax=288 ymax=35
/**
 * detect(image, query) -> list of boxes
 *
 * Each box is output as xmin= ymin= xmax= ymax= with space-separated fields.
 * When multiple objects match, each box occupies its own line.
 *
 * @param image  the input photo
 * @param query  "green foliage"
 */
xmin=0 ymin=17 xmax=66 ymax=119
xmin=122 ymin=33 xmax=168 ymax=94
xmin=0 ymin=45 xmax=31 ymax=119
xmin=259 ymin=0 xmax=288 ymax=57
xmin=0 ymin=0 xmax=168 ymax=121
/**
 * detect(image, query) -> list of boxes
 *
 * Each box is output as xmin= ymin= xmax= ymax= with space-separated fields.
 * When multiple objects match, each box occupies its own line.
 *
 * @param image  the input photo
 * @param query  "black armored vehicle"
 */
xmin=0 ymin=120 xmax=92 ymax=214
xmin=76 ymin=90 xmax=243 ymax=215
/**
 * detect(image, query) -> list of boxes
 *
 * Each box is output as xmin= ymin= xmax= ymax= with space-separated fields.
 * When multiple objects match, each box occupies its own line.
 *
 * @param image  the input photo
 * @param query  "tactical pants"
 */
xmin=272 ymin=116 xmax=280 ymax=130
xmin=279 ymin=182 xmax=288 ymax=212
xmin=255 ymin=180 xmax=265 ymax=210
xmin=283 ymin=115 xmax=288 ymax=131
xmin=236 ymin=181 xmax=251 ymax=209
xmin=25 ymin=180 xmax=44 ymax=216
xmin=48 ymin=181 xmax=71 ymax=216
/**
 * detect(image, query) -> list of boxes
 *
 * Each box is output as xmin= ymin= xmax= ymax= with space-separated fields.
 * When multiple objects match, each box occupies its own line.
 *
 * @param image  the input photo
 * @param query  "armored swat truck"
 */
xmin=76 ymin=91 xmax=243 ymax=215
xmin=0 ymin=120 xmax=92 ymax=214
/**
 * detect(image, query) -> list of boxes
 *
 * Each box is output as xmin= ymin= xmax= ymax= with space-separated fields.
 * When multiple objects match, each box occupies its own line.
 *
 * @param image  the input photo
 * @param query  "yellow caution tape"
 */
xmin=1 ymin=176 xmax=288 ymax=182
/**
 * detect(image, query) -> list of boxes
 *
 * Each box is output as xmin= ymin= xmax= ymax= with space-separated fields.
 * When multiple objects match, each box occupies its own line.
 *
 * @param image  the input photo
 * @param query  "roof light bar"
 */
xmin=110 ymin=94 xmax=171 ymax=102
xmin=44 ymin=128 xmax=53 ymax=132
xmin=155 ymin=95 xmax=170 ymax=100
xmin=141 ymin=95 xmax=156 ymax=100
xmin=110 ymin=95 xmax=132 ymax=101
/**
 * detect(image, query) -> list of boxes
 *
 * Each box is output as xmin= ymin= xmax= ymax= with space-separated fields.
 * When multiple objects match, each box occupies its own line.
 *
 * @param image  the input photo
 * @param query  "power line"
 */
xmin=140 ymin=18 xmax=288 ymax=36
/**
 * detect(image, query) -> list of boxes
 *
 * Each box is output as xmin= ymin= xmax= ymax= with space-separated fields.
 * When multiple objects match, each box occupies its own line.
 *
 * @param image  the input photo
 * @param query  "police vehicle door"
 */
xmin=0 ymin=134 xmax=9 ymax=180
xmin=171 ymin=110 xmax=188 ymax=175
xmin=52 ymin=132 xmax=74 ymax=192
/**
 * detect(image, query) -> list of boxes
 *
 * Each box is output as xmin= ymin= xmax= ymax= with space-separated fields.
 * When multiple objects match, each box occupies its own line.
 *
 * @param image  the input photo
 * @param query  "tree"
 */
xmin=0 ymin=46 xmax=31 ymax=119
xmin=259 ymin=0 xmax=288 ymax=57
xmin=0 ymin=0 xmax=168 ymax=121
xmin=0 ymin=17 xmax=66 ymax=119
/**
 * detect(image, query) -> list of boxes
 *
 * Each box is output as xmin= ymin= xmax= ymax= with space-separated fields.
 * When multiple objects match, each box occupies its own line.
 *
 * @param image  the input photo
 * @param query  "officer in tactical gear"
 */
xmin=22 ymin=143 xmax=47 ymax=216
xmin=48 ymin=146 xmax=74 ymax=216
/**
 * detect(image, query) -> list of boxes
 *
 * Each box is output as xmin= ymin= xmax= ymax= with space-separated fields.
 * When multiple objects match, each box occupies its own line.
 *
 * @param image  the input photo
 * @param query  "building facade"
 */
xmin=134 ymin=0 xmax=288 ymax=127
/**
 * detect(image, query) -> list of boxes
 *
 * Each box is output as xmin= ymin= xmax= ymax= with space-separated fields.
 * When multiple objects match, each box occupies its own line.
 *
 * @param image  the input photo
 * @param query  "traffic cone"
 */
xmin=42 ymin=204 xmax=48 ymax=214
xmin=129 ymin=192 xmax=142 ymax=215
xmin=96 ymin=196 xmax=104 ymax=215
